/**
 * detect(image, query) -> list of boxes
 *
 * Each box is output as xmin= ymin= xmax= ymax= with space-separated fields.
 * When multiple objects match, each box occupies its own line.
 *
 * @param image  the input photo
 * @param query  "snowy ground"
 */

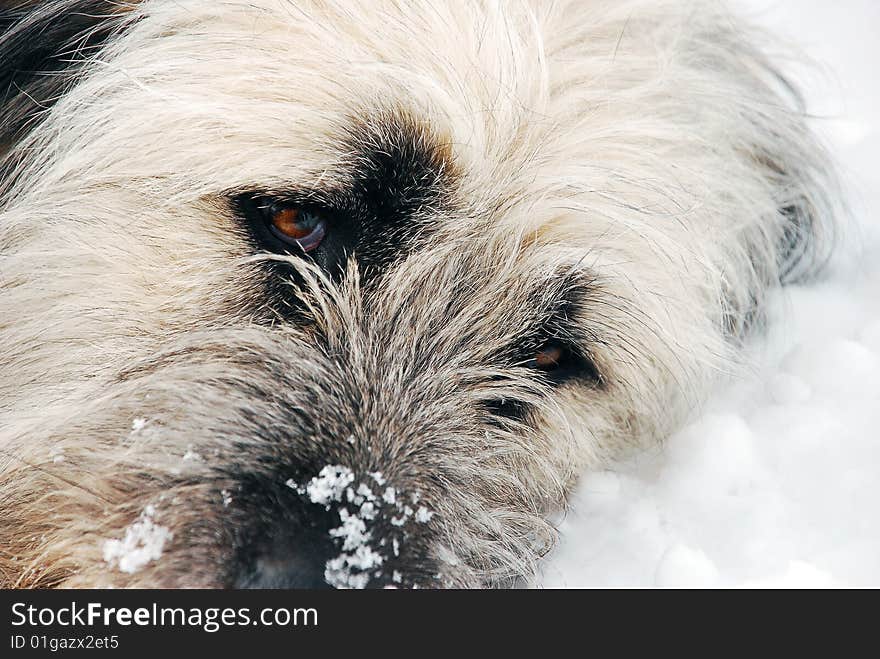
xmin=540 ymin=1 xmax=880 ymax=587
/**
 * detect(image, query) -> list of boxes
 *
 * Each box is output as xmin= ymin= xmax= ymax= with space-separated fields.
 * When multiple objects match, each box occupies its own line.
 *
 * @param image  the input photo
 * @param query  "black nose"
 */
xmin=231 ymin=480 xmax=342 ymax=589
xmin=235 ymin=522 xmax=337 ymax=589
xmin=231 ymin=470 xmax=437 ymax=589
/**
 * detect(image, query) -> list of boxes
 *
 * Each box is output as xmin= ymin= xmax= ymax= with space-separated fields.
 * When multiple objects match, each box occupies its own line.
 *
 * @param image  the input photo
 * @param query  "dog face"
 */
xmin=0 ymin=0 xmax=833 ymax=587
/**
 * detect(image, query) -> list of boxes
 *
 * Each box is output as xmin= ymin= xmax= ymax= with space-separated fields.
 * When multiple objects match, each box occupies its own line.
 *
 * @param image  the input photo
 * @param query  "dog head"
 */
xmin=0 ymin=0 xmax=831 ymax=587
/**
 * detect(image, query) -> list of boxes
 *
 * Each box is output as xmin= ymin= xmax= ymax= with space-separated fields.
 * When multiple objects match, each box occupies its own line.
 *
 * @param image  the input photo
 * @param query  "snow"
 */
xmin=382 ymin=486 xmax=397 ymax=505
xmin=329 ymin=508 xmax=372 ymax=552
xmin=285 ymin=466 xmax=434 ymax=588
xmin=102 ymin=505 xmax=173 ymax=575
xmin=540 ymin=1 xmax=880 ymax=588
xmin=304 ymin=465 xmax=356 ymax=508
xmin=182 ymin=446 xmax=201 ymax=462
xmin=415 ymin=507 xmax=434 ymax=523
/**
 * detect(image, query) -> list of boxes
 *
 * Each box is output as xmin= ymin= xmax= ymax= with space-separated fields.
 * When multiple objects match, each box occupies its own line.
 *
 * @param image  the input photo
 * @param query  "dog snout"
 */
xmin=230 ymin=467 xmax=439 ymax=589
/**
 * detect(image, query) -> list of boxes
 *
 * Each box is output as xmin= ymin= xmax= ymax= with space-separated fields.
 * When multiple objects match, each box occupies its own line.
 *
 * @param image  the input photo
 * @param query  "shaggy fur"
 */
xmin=0 ymin=0 xmax=835 ymax=588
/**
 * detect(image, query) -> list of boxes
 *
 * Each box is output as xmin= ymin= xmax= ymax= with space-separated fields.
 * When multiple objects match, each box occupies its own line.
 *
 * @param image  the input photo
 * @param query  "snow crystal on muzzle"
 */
xmin=102 ymin=505 xmax=173 ymax=575
xmin=286 ymin=465 xmax=434 ymax=589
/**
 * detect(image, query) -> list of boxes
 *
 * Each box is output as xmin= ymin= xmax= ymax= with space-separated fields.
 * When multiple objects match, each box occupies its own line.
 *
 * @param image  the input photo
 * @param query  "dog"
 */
xmin=0 ymin=0 xmax=835 ymax=588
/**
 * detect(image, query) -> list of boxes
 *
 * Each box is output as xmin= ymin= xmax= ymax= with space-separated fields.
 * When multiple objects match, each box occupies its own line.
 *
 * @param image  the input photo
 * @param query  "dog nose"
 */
xmin=235 ymin=523 xmax=336 ymax=589
xmin=232 ymin=469 xmax=438 ymax=589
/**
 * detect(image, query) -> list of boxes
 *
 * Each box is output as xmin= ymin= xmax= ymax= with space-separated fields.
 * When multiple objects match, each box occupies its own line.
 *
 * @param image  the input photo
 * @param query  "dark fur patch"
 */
xmin=487 ymin=273 xmax=603 ymax=422
xmin=0 ymin=1 xmax=139 ymax=154
xmin=232 ymin=110 xmax=459 ymax=317
xmin=339 ymin=111 xmax=458 ymax=279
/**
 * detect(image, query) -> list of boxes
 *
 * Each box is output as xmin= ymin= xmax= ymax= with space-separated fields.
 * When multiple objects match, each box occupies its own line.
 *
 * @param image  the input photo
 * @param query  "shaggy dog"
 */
xmin=0 ymin=0 xmax=835 ymax=588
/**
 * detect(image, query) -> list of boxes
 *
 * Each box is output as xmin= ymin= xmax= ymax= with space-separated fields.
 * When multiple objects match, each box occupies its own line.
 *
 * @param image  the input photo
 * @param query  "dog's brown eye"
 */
xmin=268 ymin=206 xmax=327 ymax=252
xmin=534 ymin=343 xmax=565 ymax=371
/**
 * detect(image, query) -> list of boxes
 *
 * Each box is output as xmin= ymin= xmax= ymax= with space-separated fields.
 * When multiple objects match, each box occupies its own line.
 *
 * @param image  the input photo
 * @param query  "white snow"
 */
xmin=182 ymin=446 xmax=201 ymax=462
xmin=285 ymin=465 xmax=433 ymax=588
xmin=325 ymin=545 xmax=385 ymax=590
xmin=102 ymin=505 xmax=173 ymax=575
xmin=382 ymin=486 xmax=397 ymax=505
xmin=305 ymin=465 xmax=356 ymax=508
xmin=329 ymin=508 xmax=372 ymax=552
xmin=540 ymin=1 xmax=880 ymax=588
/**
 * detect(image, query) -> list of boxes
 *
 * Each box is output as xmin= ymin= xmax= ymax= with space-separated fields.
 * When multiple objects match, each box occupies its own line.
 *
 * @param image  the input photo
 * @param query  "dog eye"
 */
xmin=520 ymin=339 xmax=602 ymax=385
xmin=527 ymin=341 xmax=568 ymax=372
xmin=266 ymin=205 xmax=327 ymax=252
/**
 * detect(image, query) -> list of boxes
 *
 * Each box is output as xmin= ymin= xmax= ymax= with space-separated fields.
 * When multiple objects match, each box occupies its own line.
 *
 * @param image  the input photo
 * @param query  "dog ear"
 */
xmin=0 ymin=1 xmax=137 ymax=149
